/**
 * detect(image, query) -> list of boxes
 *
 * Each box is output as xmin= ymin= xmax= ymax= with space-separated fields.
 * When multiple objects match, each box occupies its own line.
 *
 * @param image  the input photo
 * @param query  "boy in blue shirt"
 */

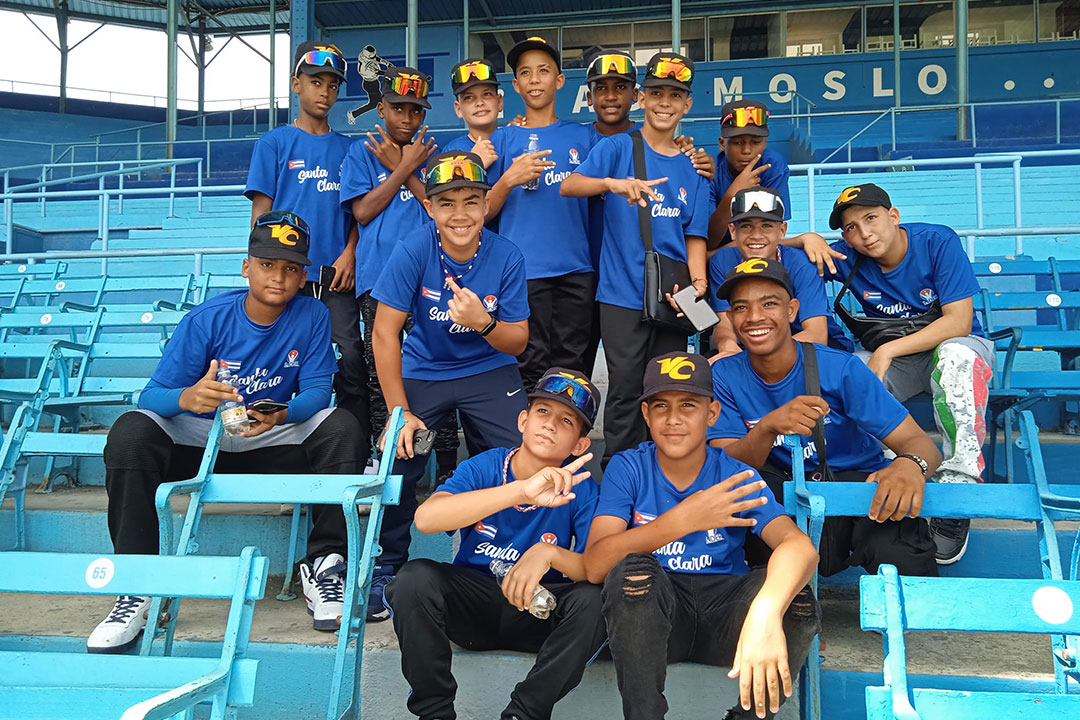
xmin=706 ymin=259 xmax=942 ymax=579
xmin=562 ymin=52 xmax=711 ymax=465
xmin=340 ymin=66 xmax=436 ymax=450
xmin=485 ymin=37 xmax=596 ymax=390
xmin=708 ymin=188 xmax=851 ymax=356
xmin=368 ymin=152 xmax=532 ymax=620
xmin=795 ymin=184 xmax=994 ymax=565
xmin=584 ymin=351 xmax=820 ymax=720
xmin=707 ymin=100 xmax=791 ymax=250
xmin=244 ymin=42 xmax=370 ymax=456
xmin=89 ymin=212 xmax=366 ymax=653
xmin=386 ymin=368 xmax=606 ymax=720
xmin=444 ymin=58 xmax=502 ymax=168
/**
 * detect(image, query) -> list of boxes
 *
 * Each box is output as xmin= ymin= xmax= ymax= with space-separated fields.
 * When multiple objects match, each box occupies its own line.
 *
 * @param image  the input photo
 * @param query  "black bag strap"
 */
xmin=831 ymin=252 xmax=865 ymax=313
xmin=629 ymin=129 xmax=654 ymax=254
xmin=799 ymin=341 xmax=830 ymax=474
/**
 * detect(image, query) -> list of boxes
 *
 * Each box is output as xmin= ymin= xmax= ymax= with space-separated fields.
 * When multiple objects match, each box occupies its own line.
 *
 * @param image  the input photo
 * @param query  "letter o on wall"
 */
xmin=769 ymin=73 xmax=797 ymax=103
xmin=918 ymin=64 xmax=947 ymax=95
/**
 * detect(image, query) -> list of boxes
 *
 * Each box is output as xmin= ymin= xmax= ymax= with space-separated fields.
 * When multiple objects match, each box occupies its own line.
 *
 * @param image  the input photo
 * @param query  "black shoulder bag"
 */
xmin=630 ymin=129 xmax=695 ymax=335
xmin=832 ymin=254 xmax=942 ymax=352
xmin=800 ymin=341 xmax=838 ymax=483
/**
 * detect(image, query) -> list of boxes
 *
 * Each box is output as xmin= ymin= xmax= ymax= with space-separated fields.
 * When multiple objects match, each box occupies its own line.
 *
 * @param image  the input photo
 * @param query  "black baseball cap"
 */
xmin=424 ymin=151 xmax=491 ymax=196
xmin=720 ymin=99 xmax=770 ymax=138
xmin=585 ymin=49 xmax=636 ymax=84
xmin=828 ymin=183 xmax=893 ymax=230
xmin=641 ymin=52 xmax=694 ymax=92
xmin=451 ymin=58 xmax=499 ymax=96
xmin=640 ymin=352 xmax=713 ymax=402
xmin=249 ymin=211 xmax=311 ymax=267
xmin=716 ymin=258 xmax=794 ymax=302
xmin=507 ymin=36 xmax=561 ymax=73
xmin=293 ymin=41 xmax=347 ymax=82
xmin=381 ymin=67 xmax=432 ymax=109
xmin=529 ymin=367 xmax=600 ymax=430
xmin=730 ymin=187 xmax=785 ymax=224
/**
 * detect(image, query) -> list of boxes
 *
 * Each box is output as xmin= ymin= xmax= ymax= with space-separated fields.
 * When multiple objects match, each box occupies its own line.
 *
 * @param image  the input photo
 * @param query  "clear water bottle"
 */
xmin=522 ymin=133 xmax=541 ymax=191
xmin=490 ymin=559 xmax=557 ymax=619
xmin=216 ymin=363 xmax=251 ymax=436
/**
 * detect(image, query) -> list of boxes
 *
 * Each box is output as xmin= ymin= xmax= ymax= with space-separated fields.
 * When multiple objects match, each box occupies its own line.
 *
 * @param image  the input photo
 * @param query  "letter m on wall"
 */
xmin=714 ymin=76 xmax=743 ymax=105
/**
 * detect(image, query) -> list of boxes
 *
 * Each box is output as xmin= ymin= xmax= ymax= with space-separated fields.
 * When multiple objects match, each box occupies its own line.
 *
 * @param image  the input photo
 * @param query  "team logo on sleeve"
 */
xmin=863 ymin=290 xmax=882 ymax=301
xmin=288 ymin=160 xmax=305 ymax=170
xmin=483 ymin=295 xmax=498 ymax=312
xmin=540 ymin=532 xmax=558 ymax=545
xmin=919 ymin=288 xmax=936 ymax=305
xmin=568 ymin=148 xmax=581 ymax=165
xmin=284 ymin=349 xmax=300 ymax=368
xmin=421 ymin=286 xmax=442 ymax=303
xmin=633 ymin=510 xmax=657 ymax=526
xmin=705 ymin=528 xmax=727 ymax=544
xmin=677 ymin=187 xmax=688 ymax=204
xmin=475 ymin=521 xmax=498 ymax=539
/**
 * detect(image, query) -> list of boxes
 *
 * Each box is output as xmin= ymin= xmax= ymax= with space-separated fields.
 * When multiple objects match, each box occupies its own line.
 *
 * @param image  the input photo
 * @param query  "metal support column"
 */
xmin=671 ymin=0 xmax=681 ymax=54
xmin=54 ymin=0 xmax=69 ymax=113
xmin=166 ymin=0 xmax=178 ymax=158
xmin=407 ymin=0 xmax=418 ymax=68
xmin=956 ymin=0 xmax=970 ymax=140
xmin=463 ymin=0 xmax=469 ymax=61
xmin=197 ymin=16 xmax=207 ymax=126
xmin=893 ymin=0 xmax=901 ymax=108
xmin=289 ymin=0 xmax=315 ymax=120
xmin=268 ymin=0 xmax=276 ymax=131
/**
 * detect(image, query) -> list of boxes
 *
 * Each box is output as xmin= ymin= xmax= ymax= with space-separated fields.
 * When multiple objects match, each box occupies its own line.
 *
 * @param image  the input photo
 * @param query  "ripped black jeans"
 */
xmin=601 ymin=554 xmax=821 ymax=720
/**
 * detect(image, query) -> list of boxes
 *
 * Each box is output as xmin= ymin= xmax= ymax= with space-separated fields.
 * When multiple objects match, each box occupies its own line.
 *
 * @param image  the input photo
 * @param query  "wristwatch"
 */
xmin=895 ymin=453 xmax=929 ymax=477
xmin=479 ymin=314 xmax=497 ymax=337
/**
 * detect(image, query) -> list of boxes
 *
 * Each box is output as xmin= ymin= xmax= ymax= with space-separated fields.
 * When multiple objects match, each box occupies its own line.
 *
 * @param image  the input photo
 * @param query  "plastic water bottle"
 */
xmin=216 ymin=363 xmax=251 ymax=436
xmin=490 ymin=559 xmax=557 ymax=619
xmin=522 ymin=133 xmax=541 ymax=191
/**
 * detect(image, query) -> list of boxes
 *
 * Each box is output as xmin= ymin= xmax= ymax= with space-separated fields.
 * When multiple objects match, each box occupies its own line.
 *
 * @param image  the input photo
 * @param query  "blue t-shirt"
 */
xmin=574 ymin=133 xmax=711 ymax=310
xmin=437 ymin=447 xmax=599 ymax=582
xmin=596 ymin=443 xmax=784 ymax=575
xmin=147 ymin=289 xmax=337 ymax=419
xmin=339 ymin=143 xmax=431 ymax=296
xmin=244 ymin=125 xmax=354 ymax=272
xmin=707 ymin=343 xmax=909 ymax=472
xmin=584 ymin=122 xmax=644 ymax=272
xmin=371 ymin=225 xmax=530 ymax=381
xmin=708 ymin=246 xmax=853 ymax=352
xmin=488 ymin=122 xmax=595 ymax=279
xmin=442 ymin=133 xmax=474 ymax=154
xmin=710 ymin=147 xmax=792 ymax=221
xmin=827 ymin=222 xmax=984 ymax=337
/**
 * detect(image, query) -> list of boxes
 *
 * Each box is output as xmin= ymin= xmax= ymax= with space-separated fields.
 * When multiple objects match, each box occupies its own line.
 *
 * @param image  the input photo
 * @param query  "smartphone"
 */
xmin=319 ymin=265 xmax=337 ymax=288
xmin=673 ymin=285 xmax=719 ymax=332
xmin=376 ymin=426 xmax=437 ymax=456
xmin=248 ymin=399 xmax=289 ymax=415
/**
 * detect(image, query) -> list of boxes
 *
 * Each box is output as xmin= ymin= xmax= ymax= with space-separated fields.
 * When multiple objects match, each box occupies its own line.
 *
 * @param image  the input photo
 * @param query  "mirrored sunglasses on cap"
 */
xmin=255 ymin=210 xmax=309 ymax=234
xmin=723 ymin=105 xmax=768 ymax=129
xmin=296 ymin=49 xmax=345 ymax=76
xmin=731 ymin=190 xmax=785 ymax=218
xmin=649 ymin=58 xmax=692 ymax=83
xmin=589 ymin=53 xmax=634 ymax=77
xmin=536 ymin=374 xmax=597 ymax=421
xmin=426 ymin=156 xmax=487 ymax=186
xmin=388 ymin=73 xmax=430 ymax=98
xmin=452 ymin=61 xmax=495 ymax=85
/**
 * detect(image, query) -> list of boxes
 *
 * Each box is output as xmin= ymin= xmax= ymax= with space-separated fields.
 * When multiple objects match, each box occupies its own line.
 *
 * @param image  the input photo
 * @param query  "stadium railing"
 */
xmin=149 ymin=406 xmax=406 ymax=720
xmin=0 ymin=545 xmax=268 ymax=719
xmin=860 ymin=565 xmax=1080 ymax=719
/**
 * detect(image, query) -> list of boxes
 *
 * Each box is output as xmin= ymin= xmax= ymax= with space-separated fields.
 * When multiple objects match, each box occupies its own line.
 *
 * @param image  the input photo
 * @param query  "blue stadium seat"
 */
xmin=0 ymin=546 xmax=268 ymax=719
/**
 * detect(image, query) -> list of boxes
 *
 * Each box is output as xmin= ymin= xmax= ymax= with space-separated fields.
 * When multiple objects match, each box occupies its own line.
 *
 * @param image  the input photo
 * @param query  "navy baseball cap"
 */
xmin=829 ymin=183 xmax=893 ymax=230
xmin=720 ymin=99 xmax=770 ymax=138
xmin=640 ymin=352 xmax=713 ymax=402
xmin=585 ymin=49 xmax=636 ymax=84
xmin=424 ymin=151 xmax=491 ymax=196
xmin=529 ymin=368 xmax=600 ymax=430
xmin=249 ymin=211 xmax=311 ymax=267
xmin=451 ymin=58 xmax=499 ymax=95
xmin=293 ymin=41 xmax=346 ymax=82
xmin=641 ymin=52 xmax=694 ymax=92
xmin=507 ymin=36 xmax=560 ymax=72
xmin=730 ymin=187 xmax=786 ymax=224
xmin=381 ymin=67 xmax=432 ymax=109
xmin=716 ymin=258 xmax=794 ymax=302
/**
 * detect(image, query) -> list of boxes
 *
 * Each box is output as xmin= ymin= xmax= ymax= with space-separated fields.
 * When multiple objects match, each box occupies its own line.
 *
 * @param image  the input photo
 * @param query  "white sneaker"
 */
xmin=87 ymin=595 xmax=152 ymax=654
xmin=301 ymin=554 xmax=346 ymax=631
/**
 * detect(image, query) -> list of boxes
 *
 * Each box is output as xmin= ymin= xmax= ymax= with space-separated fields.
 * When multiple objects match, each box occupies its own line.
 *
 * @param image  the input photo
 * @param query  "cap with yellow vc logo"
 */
xmin=249 ymin=210 xmax=311 ymax=266
xmin=715 ymin=257 xmax=793 ymax=302
xmin=828 ymin=182 xmax=892 ymax=230
xmin=640 ymin=351 xmax=714 ymax=402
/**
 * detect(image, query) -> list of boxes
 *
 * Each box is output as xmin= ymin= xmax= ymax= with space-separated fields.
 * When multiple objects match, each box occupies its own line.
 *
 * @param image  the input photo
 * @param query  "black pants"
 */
xmin=103 ymin=409 xmax=362 ymax=561
xmin=602 ymin=554 xmax=820 ymax=720
xmin=385 ymin=559 xmax=607 ymax=720
xmin=581 ymin=300 xmax=603 ymax=380
xmin=750 ymin=462 xmax=939 ymax=578
xmin=599 ymin=303 xmax=687 ymax=465
xmin=518 ymin=272 xmax=595 ymax=391
xmin=377 ymin=365 xmax=527 ymax=573
xmin=359 ymin=292 xmax=460 ymax=457
xmin=302 ymin=284 xmax=372 ymax=466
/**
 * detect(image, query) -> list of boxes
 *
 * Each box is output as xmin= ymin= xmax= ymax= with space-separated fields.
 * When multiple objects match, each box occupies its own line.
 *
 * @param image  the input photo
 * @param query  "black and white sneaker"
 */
xmin=367 ymin=570 xmax=394 ymax=622
xmin=301 ymin=553 xmax=346 ymax=631
xmin=929 ymin=517 xmax=970 ymax=565
xmin=87 ymin=595 xmax=152 ymax=654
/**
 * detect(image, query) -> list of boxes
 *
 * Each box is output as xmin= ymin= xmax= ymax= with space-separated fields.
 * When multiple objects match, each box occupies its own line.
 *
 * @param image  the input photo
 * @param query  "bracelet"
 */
xmin=479 ymin=314 xmax=497 ymax=337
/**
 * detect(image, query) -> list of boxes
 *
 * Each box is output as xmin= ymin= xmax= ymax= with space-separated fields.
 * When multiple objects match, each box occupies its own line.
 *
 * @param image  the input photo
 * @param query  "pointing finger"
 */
xmin=563 ymin=452 xmax=594 ymax=474
xmin=445 ymin=276 xmax=462 ymax=294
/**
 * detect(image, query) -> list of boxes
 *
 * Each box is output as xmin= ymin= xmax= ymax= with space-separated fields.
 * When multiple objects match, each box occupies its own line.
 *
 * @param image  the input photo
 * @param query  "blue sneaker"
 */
xmin=367 ymin=570 xmax=394 ymax=622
